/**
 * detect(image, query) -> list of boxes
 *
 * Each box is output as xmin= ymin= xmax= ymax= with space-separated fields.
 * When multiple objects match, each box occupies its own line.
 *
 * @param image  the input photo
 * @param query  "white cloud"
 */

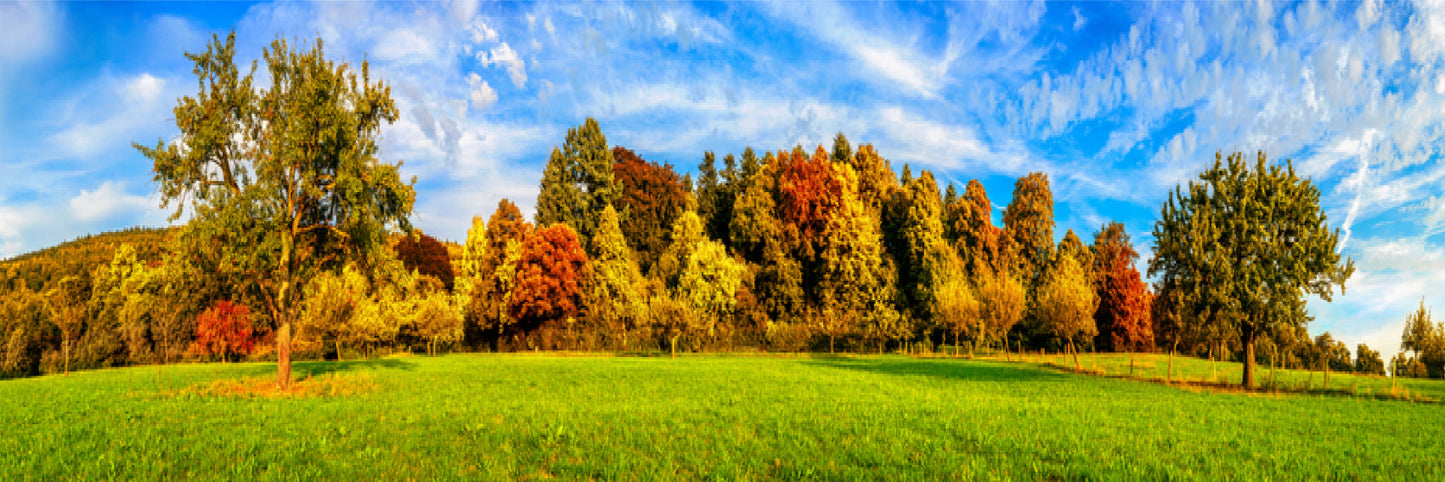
xmin=373 ymin=29 xmax=439 ymax=63
xmin=466 ymin=72 xmax=497 ymax=111
xmin=478 ymin=42 xmax=526 ymax=88
xmin=126 ymin=73 xmax=165 ymax=104
xmin=469 ymin=17 xmax=498 ymax=44
xmin=0 ymin=1 xmax=61 ymax=65
xmin=1072 ymin=7 xmax=1087 ymax=31
xmin=69 ymin=181 xmax=152 ymax=222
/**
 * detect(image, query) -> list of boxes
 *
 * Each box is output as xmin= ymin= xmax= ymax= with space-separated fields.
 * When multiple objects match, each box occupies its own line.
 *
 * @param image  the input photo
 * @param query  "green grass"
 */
xmin=3 ymin=353 xmax=1443 ymax=480
xmin=991 ymin=350 xmax=1445 ymax=401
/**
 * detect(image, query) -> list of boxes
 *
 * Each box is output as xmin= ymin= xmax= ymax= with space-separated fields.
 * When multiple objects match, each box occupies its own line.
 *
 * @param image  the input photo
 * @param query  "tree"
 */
xmin=831 ymin=133 xmax=852 ymax=165
xmin=300 ymin=264 xmax=367 ymax=360
xmin=954 ymin=179 xmax=1008 ymax=277
xmin=508 ymin=224 xmax=589 ymax=341
xmin=696 ymin=151 xmax=740 ymax=246
xmin=1002 ymin=172 xmax=1054 ymax=287
xmin=191 ymin=300 xmax=256 ymax=362
xmin=814 ymin=161 xmax=892 ymax=353
xmin=410 ymin=287 xmax=463 ymax=356
xmin=932 ymin=247 xmax=981 ymax=356
xmin=534 ymin=118 xmax=619 ymax=252
xmin=730 ymin=159 xmax=806 ymax=326
xmin=465 ymin=200 xmax=533 ymax=347
xmin=975 ymin=261 xmax=1027 ymax=356
xmin=612 ymin=146 xmax=689 ymax=273
xmin=898 ymin=170 xmax=947 ymax=333
xmin=1355 ymin=343 xmax=1385 ymax=376
xmin=46 ymin=275 xmax=88 ymax=375
xmin=1091 ymin=222 xmax=1153 ymax=352
xmin=393 ymin=232 xmax=455 ymax=291
xmin=1149 ymin=151 xmax=1354 ymax=389
xmin=1036 ymin=249 xmax=1097 ymax=369
xmin=1400 ymin=301 xmax=1442 ymax=378
xmin=134 ymin=33 xmax=415 ymax=387
xmin=586 ymin=205 xmax=646 ymax=349
xmin=677 ymin=241 xmax=745 ymax=354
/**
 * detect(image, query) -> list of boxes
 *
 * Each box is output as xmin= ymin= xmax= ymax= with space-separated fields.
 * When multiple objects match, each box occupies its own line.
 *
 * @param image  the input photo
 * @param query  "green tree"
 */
xmin=134 ymin=33 xmax=414 ymax=387
xmin=535 ymin=118 xmax=619 ymax=252
xmin=1149 ymin=151 xmax=1354 ymax=388
xmin=898 ymin=170 xmax=947 ymax=334
xmin=1355 ymin=343 xmax=1385 ymax=376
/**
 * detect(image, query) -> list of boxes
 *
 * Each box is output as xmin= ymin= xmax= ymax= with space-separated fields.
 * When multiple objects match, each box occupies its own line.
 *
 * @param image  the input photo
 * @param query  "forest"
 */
xmin=1 ymin=32 xmax=1434 ymax=389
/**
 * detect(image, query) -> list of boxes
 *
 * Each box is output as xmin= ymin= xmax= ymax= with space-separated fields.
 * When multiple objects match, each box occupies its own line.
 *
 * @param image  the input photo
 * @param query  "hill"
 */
xmin=1 ymin=354 xmax=1441 ymax=479
xmin=1 ymin=226 xmax=173 ymax=292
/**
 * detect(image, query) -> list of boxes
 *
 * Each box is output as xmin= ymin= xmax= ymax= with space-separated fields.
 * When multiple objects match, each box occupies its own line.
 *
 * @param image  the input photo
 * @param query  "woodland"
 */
xmin=5 ymin=31 xmax=1440 ymax=391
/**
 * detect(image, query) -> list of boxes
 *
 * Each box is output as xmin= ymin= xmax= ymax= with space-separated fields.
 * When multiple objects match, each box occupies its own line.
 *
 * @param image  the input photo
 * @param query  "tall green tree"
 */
xmin=1149 ymin=151 xmax=1354 ymax=389
xmin=535 ymin=118 xmax=619 ymax=252
xmin=134 ymin=33 xmax=415 ymax=386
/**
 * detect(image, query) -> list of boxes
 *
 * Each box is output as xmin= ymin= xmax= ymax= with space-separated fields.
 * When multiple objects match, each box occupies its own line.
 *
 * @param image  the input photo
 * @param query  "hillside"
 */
xmin=1 ymin=226 xmax=173 ymax=293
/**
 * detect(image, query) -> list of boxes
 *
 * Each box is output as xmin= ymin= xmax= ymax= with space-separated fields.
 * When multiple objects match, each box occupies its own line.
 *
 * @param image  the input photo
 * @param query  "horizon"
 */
xmin=3 ymin=0 xmax=1444 ymax=362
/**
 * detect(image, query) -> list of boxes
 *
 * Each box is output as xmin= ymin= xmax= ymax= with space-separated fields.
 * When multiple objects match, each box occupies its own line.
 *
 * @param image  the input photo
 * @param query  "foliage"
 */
xmin=611 ymin=146 xmax=689 ymax=273
xmin=1091 ymin=222 xmax=1153 ymax=352
xmin=1399 ymin=301 xmax=1443 ymax=378
xmin=1149 ymin=151 xmax=1354 ymax=388
xmin=696 ymin=151 xmax=742 ymax=247
xmin=1002 ymin=172 xmax=1054 ymax=287
xmin=1355 ymin=343 xmax=1386 ymax=376
xmin=534 ymin=118 xmax=619 ymax=252
xmin=932 ymin=247 xmax=982 ymax=355
xmin=393 ymin=232 xmax=455 ymax=291
xmin=897 ymin=170 xmax=946 ymax=329
xmin=585 ymin=205 xmax=647 ymax=347
xmin=463 ymin=200 xmax=533 ymax=346
xmin=678 ymin=241 xmax=745 ymax=344
xmin=134 ymin=32 xmax=415 ymax=386
xmin=1035 ymin=249 xmax=1098 ymax=360
xmin=975 ymin=261 xmax=1027 ymax=351
xmin=190 ymin=300 xmax=256 ymax=362
xmin=409 ymin=287 xmax=464 ymax=357
xmin=508 ymin=224 xmax=589 ymax=334
xmin=299 ymin=265 xmax=368 ymax=360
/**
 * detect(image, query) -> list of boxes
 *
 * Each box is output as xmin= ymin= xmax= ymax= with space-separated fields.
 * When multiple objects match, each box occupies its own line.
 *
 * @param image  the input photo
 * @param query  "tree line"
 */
xmin=0 ymin=32 xmax=1406 ymax=389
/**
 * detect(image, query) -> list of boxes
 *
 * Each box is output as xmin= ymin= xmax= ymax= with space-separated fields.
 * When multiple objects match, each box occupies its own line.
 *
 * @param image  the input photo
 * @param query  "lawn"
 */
xmin=2 ymin=353 xmax=1442 ymax=480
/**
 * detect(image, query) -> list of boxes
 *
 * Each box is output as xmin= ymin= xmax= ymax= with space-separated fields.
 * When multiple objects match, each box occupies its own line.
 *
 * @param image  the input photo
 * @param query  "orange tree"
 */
xmin=508 ymin=224 xmax=588 ymax=344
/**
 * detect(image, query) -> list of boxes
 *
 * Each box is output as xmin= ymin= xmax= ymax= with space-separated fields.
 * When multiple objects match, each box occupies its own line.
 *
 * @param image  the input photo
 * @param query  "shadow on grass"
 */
xmin=292 ymin=358 xmax=415 ymax=378
xmin=804 ymin=356 xmax=1068 ymax=384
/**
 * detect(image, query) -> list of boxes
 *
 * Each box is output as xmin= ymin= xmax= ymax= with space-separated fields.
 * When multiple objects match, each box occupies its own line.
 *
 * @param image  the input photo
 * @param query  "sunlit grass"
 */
xmin=2 ymin=353 xmax=1442 ymax=479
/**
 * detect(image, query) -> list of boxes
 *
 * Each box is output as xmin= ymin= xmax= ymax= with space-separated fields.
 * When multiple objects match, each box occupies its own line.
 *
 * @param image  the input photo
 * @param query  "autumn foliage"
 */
xmin=508 ymin=224 xmax=589 ymax=332
xmin=612 ymin=146 xmax=690 ymax=272
xmin=191 ymin=300 xmax=257 ymax=362
xmin=394 ymin=232 xmax=456 ymax=291
xmin=1092 ymin=222 xmax=1154 ymax=352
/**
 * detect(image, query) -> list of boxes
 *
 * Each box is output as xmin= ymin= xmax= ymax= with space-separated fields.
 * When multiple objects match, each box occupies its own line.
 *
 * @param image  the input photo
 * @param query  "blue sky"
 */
xmin=3 ymin=0 xmax=1444 ymax=360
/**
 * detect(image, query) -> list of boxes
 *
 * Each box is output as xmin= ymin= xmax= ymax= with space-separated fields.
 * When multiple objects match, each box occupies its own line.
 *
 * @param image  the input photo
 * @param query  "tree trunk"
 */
xmin=830 ymin=333 xmax=835 ymax=354
xmin=63 ymin=338 xmax=70 ymax=377
xmin=670 ymin=335 xmax=677 ymax=358
xmin=336 ymin=339 xmax=343 ymax=362
xmin=276 ymin=322 xmax=292 ymax=389
xmin=1242 ymin=333 xmax=1256 ymax=390
xmin=1071 ymin=340 xmax=1080 ymax=371
xmin=1168 ymin=343 xmax=1176 ymax=383
xmin=953 ymin=332 xmax=959 ymax=358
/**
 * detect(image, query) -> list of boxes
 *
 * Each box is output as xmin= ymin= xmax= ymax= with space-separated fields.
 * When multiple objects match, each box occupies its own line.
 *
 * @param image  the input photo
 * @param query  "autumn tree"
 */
xmin=393 ymin=231 xmax=455 ymax=291
xmin=1002 ymin=172 xmax=1054 ymax=288
xmin=813 ymin=159 xmax=895 ymax=353
xmin=191 ymin=300 xmax=256 ymax=362
xmin=46 ymin=275 xmax=88 ymax=375
xmin=696 ymin=151 xmax=742 ymax=246
xmin=464 ymin=200 xmax=533 ymax=347
xmin=897 ymin=170 xmax=947 ymax=335
xmin=932 ymin=247 xmax=981 ymax=356
xmin=1036 ymin=249 xmax=1098 ymax=369
xmin=730 ymin=156 xmax=806 ymax=326
xmin=535 ymin=118 xmax=619 ymax=252
xmin=676 ymin=241 xmax=745 ymax=354
xmin=134 ymin=32 xmax=415 ymax=387
xmin=508 ymin=224 xmax=589 ymax=344
xmin=612 ymin=146 xmax=689 ymax=273
xmin=586 ymin=205 xmax=646 ymax=349
xmin=409 ymin=286 xmax=464 ymax=356
xmin=300 ymin=265 xmax=367 ymax=359
xmin=1091 ymin=222 xmax=1153 ymax=352
xmin=1400 ymin=301 xmax=1443 ymax=378
xmin=975 ymin=261 xmax=1027 ymax=356
xmin=1149 ymin=151 xmax=1354 ymax=389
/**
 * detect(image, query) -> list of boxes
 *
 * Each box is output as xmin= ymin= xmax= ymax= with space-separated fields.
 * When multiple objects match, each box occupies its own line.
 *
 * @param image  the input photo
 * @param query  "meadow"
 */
xmin=2 ymin=353 xmax=1442 ymax=480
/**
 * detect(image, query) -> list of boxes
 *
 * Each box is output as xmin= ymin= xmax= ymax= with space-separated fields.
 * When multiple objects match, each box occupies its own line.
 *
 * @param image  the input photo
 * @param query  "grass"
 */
xmin=2 ymin=353 xmax=1444 ymax=480
xmin=981 ymin=350 xmax=1445 ymax=401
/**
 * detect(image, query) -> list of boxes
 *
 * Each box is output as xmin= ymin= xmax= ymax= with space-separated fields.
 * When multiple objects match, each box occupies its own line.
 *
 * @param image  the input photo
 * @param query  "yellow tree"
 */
xmin=586 ymin=205 xmax=647 ymax=349
xmin=677 ymin=241 xmax=745 ymax=354
xmin=1036 ymin=249 xmax=1098 ymax=369
xmin=932 ymin=245 xmax=982 ymax=357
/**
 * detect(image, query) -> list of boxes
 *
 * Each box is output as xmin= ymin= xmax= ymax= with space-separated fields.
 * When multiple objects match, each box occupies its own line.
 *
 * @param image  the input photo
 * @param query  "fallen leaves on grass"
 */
xmin=165 ymin=373 xmax=379 ymax=399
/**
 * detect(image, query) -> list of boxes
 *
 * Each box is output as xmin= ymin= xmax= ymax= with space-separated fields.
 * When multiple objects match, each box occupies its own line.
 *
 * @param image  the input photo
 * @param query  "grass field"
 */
xmin=2 ymin=353 xmax=1443 ymax=480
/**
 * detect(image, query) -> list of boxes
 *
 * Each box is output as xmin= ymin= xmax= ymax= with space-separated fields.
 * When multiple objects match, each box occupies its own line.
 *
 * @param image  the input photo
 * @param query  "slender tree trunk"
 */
xmin=953 ymin=332 xmax=959 ymax=358
xmin=1168 ymin=342 xmax=1176 ymax=383
xmin=336 ymin=339 xmax=343 ymax=362
xmin=670 ymin=335 xmax=677 ymax=358
xmin=63 ymin=338 xmax=70 ymax=376
xmin=1242 ymin=332 xmax=1256 ymax=390
xmin=1071 ymin=340 xmax=1080 ymax=371
xmin=830 ymin=333 xmax=835 ymax=354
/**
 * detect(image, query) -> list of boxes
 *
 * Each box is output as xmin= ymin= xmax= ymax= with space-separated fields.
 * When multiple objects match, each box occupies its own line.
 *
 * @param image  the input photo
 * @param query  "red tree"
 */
xmin=191 ymin=300 xmax=258 ymax=362
xmin=508 ymin=224 xmax=589 ymax=334
xmin=612 ymin=146 xmax=689 ymax=272
xmin=778 ymin=146 xmax=844 ymax=257
xmin=1092 ymin=222 xmax=1154 ymax=352
xmin=394 ymin=231 xmax=456 ymax=291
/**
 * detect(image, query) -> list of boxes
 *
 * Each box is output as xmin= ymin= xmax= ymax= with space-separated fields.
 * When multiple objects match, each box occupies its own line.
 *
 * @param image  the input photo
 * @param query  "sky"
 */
xmin=2 ymin=0 xmax=1444 ymax=361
